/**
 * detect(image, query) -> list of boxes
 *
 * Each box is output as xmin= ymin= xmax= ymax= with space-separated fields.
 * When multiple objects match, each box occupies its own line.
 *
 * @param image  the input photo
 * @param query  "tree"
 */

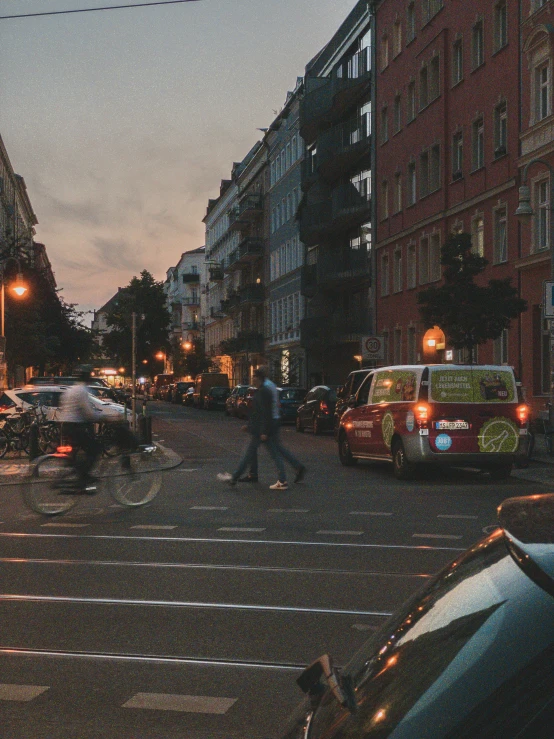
xmin=171 ymin=338 xmax=217 ymax=378
xmin=418 ymin=232 xmax=527 ymax=363
xmin=103 ymin=270 xmax=170 ymax=371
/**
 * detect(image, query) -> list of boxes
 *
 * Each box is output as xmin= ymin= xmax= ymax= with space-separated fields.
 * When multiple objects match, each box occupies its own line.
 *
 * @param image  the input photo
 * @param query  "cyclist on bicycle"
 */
xmin=59 ymin=365 xmax=135 ymax=489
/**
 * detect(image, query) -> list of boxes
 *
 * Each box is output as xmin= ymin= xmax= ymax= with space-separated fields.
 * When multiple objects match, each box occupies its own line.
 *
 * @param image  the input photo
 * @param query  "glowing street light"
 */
xmin=182 ymin=341 xmax=193 ymax=351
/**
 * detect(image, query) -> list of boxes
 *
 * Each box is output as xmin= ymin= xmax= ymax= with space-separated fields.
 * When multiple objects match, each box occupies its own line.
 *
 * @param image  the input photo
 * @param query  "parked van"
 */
xmin=337 ymin=364 xmax=530 ymax=480
xmin=193 ymin=372 xmax=229 ymax=408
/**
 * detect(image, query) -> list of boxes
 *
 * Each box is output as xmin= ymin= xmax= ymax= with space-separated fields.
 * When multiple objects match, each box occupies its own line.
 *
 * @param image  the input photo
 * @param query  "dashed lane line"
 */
xmin=0 ymin=683 xmax=49 ymax=702
xmin=122 ymin=692 xmax=237 ymax=714
xmin=437 ymin=514 xmax=479 ymax=520
xmin=191 ymin=506 xmax=228 ymax=511
xmin=413 ymin=533 xmax=463 ymax=540
xmin=41 ymin=523 xmax=89 ymax=529
xmin=267 ymin=509 xmax=310 ymax=513
xmin=317 ymin=530 xmax=364 ymax=536
xmin=349 ymin=511 xmax=393 ymax=516
xmin=217 ymin=527 xmax=266 ymax=533
xmin=130 ymin=525 xmax=177 ymax=531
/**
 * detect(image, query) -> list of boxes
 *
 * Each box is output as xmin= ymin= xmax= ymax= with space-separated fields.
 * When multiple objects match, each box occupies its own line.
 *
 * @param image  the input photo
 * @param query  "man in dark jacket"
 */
xmin=217 ymin=368 xmax=305 ymax=489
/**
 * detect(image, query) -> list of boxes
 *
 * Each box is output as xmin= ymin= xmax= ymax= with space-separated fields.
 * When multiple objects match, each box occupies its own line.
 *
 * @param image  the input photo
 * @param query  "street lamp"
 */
xmin=155 ymin=348 xmax=167 ymax=373
xmin=0 ymin=257 xmax=29 ymax=390
xmin=515 ymin=158 xmax=554 ymax=424
xmin=182 ymin=341 xmax=193 ymax=352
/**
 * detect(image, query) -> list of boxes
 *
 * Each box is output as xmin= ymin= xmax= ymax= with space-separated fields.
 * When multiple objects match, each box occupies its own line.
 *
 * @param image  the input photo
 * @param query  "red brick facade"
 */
xmin=374 ymin=0 xmax=554 ymax=416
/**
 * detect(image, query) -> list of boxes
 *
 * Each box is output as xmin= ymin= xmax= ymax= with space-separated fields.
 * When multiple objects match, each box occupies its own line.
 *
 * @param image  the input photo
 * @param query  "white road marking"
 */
xmin=122 ymin=692 xmax=236 ymax=714
xmin=267 ymin=509 xmax=310 ymax=513
xmin=130 ymin=525 xmax=177 ymax=531
xmin=437 ymin=514 xmax=479 ymax=520
xmin=218 ymin=527 xmax=266 ymax=533
xmin=413 ymin=533 xmax=463 ymax=540
xmin=0 ymin=684 xmax=49 ymax=702
xmin=191 ymin=506 xmax=228 ymax=511
xmin=41 ymin=523 xmax=89 ymax=528
xmin=317 ymin=530 xmax=364 ymax=536
xmin=174 ymin=468 xmax=199 ymax=472
xmin=349 ymin=511 xmax=393 ymax=516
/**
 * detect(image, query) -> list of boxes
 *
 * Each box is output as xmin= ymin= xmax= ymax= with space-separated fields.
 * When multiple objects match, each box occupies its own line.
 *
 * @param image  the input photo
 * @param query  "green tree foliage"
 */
xmin=103 ymin=270 xmax=170 ymax=371
xmin=418 ymin=232 xmax=527 ymax=363
xmin=171 ymin=338 xmax=218 ymax=378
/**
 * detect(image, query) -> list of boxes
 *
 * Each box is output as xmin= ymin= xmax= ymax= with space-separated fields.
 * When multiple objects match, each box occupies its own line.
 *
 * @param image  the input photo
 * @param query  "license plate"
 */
xmin=436 ymin=420 xmax=469 ymax=430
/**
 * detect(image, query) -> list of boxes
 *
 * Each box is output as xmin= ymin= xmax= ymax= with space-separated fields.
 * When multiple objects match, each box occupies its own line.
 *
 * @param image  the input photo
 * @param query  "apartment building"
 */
xmin=163 ymin=246 xmax=205 ymax=349
xmin=299 ymin=0 xmax=374 ymax=385
xmin=0 ymin=134 xmax=37 ymax=260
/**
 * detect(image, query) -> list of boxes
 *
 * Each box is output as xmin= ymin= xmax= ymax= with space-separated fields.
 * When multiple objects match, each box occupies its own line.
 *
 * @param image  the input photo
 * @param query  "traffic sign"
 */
xmin=362 ymin=335 xmax=385 ymax=362
xmin=544 ymin=281 xmax=554 ymax=318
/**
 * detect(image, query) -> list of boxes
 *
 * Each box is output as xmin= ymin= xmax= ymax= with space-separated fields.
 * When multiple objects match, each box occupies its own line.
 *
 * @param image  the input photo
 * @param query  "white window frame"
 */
xmin=471 ymin=214 xmax=485 ymax=257
xmin=534 ymin=176 xmax=550 ymax=253
xmin=407 ymin=243 xmax=417 ymax=288
xmin=493 ymin=204 xmax=508 ymax=264
xmin=472 ymin=18 xmax=485 ymax=69
xmin=380 ymin=252 xmax=390 ymax=296
xmin=494 ymin=1 xmax=507 ymax=52
xmin=419 ymin=235 xmax=430 ymax=284
xmin=472 ymin=116 xmax=484 ymax=170
xmin=452 ymin=37 xmax=463 ymax=85
xmin=393 ymin=246 xmax=403 ymax=293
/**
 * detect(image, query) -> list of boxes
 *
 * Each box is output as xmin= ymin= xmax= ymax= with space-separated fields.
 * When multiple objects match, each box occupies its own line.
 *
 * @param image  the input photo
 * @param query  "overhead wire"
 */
xmin=0 ymin=0 xmax=202 ymax=21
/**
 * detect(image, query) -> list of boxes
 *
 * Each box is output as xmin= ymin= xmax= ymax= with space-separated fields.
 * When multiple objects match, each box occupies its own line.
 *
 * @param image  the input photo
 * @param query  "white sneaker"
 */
xmin=217 ymin=472 xmax=233 ymax=482
xmin=269 ymin=480 xmax=288 ymax=490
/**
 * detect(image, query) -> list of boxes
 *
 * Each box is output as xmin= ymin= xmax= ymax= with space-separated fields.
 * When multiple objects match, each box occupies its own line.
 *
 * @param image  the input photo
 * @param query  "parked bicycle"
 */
xmin=24 ymin=441 xmax=163 ymax=516
xmin=0 ymin=409 xmax=32 ymax=457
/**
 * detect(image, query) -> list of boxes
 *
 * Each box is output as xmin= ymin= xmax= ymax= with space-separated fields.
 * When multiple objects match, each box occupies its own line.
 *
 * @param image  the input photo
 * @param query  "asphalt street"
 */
xmin=0 ymin=401 xmax=549 ymax=738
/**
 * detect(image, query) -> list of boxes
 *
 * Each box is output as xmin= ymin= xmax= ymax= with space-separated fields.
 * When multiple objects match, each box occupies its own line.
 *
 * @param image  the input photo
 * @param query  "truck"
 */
xmin=193 ymin=372 xmax=229 ymax=408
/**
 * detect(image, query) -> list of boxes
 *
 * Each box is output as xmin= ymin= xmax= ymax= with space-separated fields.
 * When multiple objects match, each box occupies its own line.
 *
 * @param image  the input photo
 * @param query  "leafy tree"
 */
xmin=171 ymin=338 xmax=217 ymax=378
xmin=418 ymin=232 xmax=527 ymax=363
xmin=103 ymin=270 xmax=170 ymax=372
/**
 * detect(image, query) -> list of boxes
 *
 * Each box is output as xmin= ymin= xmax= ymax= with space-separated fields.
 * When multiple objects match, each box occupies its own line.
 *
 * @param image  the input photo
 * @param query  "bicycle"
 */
xmin=24 ymin=441 xmax=163 ymax=516
xmin=0 ymin=410 xmax=32 ymax=458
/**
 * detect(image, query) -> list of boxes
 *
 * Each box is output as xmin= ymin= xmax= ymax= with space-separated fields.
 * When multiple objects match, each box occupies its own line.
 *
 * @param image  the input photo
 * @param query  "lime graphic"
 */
xmin=382 ymin=412 xmax=395 ymax=449
xmin=478 ymin=417 xmax=519 ymax=453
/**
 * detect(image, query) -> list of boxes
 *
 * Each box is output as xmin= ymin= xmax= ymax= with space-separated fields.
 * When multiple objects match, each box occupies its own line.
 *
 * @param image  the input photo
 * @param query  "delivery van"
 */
xmin=337 ymin=364 xmax=530 ymax=480
xmin=193 ymin=372 xmax=229 ymax=408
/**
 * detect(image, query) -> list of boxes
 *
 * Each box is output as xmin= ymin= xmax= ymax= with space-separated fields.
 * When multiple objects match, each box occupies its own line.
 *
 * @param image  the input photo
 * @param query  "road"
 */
xmin=0 ymin=401 xmax=545 ymax=738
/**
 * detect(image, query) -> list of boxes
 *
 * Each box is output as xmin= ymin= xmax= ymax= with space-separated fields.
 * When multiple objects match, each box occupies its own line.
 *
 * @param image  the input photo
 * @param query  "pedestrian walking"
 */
xmin=217 ymin=367 xmax=306 ymax=490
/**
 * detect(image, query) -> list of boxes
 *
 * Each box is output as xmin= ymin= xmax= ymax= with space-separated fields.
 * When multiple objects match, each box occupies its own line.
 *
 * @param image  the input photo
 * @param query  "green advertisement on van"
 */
xmin=429 ymin=367 xmax=516 ymax=403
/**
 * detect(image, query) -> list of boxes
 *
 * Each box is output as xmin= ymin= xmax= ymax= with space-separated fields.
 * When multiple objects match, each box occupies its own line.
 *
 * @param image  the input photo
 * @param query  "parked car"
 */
xmin=279 ymin=387 xmax=307 ymax=424
xmin=193 ymin=372 xmax=229 ymax=408
xmin=236 ymin=386 xmax=256 ymax=419
xmin=225 ymin=385 xmax=250 ymax=416
xmin=183 ymin=386 xmax=195 ymax=406
xmin=282 ymin=492 xmax=554 ymax=739
xmin=334 ymin=369 xmax=373 ymax=437
xmin=0 ymin=386 xmax=130 ymax=422
xmin=172 ymin=381 xmax=194 ymax=404
xmin=203 ymin=386 xmax=231 ymax=410
xmin=296 ymin=385 xmax=339 ymax=435
xmin=338 ymin=364 xmax=530 ymax=480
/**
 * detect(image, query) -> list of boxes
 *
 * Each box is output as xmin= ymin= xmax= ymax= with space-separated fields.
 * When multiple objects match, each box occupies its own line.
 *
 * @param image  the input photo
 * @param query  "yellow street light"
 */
xmin=182 ymin=341 xmax=192 ymax=351
xmin=11 ymin=273 xmax=28 ymax=297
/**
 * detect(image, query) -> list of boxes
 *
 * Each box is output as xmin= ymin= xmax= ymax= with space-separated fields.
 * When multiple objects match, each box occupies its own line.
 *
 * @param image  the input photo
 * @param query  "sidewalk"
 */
xmin=0 ymin=443 xmax=182 ymax=484
xmin=511 ymin=434 xmax=554 ymax=486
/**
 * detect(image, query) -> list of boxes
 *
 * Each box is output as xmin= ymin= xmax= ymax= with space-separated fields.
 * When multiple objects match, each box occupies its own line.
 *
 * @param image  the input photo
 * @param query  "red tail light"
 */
xmin=320 ymin=401 xmax=329 ymax=413
xmin=56 ymin=445 xmax=73 ymax=454
xmin=414 ymin=403 xmax=431 ymax=428
xmin=516 ymin=404 xmax=529 ymax=425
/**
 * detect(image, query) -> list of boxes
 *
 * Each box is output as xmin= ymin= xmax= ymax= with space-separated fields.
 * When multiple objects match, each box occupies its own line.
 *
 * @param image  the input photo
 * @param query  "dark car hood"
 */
xmin=498 ymin=493 xmax=554 ymax=595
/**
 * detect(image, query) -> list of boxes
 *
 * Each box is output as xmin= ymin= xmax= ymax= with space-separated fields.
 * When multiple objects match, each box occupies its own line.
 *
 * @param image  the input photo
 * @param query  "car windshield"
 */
xmin=310 ymin=532 xmax=554 ymax=737
xmin=280 ymin=389 xmax=305 ymax=402
xmin=15 ymin=391 xmax=63 ymax=408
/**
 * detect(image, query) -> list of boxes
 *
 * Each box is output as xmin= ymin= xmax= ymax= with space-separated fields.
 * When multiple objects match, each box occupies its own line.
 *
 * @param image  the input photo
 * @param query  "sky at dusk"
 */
xmin=0 ymin=0 xmax=357 ymax=317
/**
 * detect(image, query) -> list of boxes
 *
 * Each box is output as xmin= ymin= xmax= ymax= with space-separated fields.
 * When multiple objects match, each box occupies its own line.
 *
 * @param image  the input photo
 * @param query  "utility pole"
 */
xmin=131 ymin=311 xmax=137 ymax=433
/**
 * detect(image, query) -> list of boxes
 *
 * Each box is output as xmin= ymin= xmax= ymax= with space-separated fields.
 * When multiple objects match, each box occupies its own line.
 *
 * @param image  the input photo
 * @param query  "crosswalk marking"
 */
xmin=41 ymin=523 xmax=89 ymax=528
xmin=130 ymin=525 xmax=177 ymax=530
xmin=122 ymin=692 xmax=237 ymax=713
xmin=218 ymin=527 xmax=266 ymax=533
xmin=437 ymin=514 xmax=479 ymax=520
xmin=349 ymin=511 xmax=393 ymax=516
xmin=191 ymin=506 xmax=228 ymax=511
xmin=267 ymin=508 xmax=310 ymax=513
xmin=0 ymin=684 xmax=49 ymax=702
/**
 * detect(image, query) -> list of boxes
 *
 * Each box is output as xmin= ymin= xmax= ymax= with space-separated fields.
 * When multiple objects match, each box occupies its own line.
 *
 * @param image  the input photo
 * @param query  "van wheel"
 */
xmin=313 ymin=416 xmax=321 ymax=435
xmin=392 ymin=440 xmax=414 ymax=480
xmin=296 ymin=416 xmax=304 ymax=433
xmin=339 ymin=433 xmax=357 ymax=466
xmin=488 ymin=464 xmax=512 ymax=481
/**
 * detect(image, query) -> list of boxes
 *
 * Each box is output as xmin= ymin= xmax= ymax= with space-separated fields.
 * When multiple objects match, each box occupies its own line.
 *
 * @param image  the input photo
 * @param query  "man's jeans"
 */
xmin=233 ymin=423 xmax=302 ymax=483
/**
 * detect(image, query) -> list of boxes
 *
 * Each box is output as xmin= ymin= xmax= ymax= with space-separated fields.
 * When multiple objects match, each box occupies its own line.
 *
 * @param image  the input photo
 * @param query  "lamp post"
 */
xmin=515 ymin=158 xmax=554 ymax=424
xmin=0 ymin=257 xmax=28 ymax=390
xmin=155 ymin=348 xmax=167 ymax=374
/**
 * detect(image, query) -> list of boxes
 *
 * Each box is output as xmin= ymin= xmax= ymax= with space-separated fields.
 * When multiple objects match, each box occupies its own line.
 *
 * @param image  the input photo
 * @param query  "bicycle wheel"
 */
xmin=108 ymin=452 xmax=162 ymax=507
xmin=0 ymin=432 xmax=8 ymax=458
xmin=24 ymin=455 xmax=79 ymax=516
xmin=38 ymin=423 xmax=61 ymax=454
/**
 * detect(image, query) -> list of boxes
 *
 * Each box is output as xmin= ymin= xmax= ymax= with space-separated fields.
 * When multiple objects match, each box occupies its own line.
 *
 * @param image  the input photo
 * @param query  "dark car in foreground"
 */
xmin=203 ymin=385 xmax=230 ymax=410
xmin=282 ymin=493 xmax=554 ymax=739
xmin=279 ymin=388 xmax=307 ymax=424
xmin=296 ymin=385 xmax=338 ymax=434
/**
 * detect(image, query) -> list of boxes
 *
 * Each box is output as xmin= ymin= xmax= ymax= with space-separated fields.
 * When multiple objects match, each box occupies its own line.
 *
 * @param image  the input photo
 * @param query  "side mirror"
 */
xmin=348 ymin=394 xmax=357 ymax=405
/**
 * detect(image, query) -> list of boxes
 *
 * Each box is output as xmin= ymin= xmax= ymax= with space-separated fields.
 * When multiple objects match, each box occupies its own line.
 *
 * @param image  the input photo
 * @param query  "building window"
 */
xmin=381 ymin=180 xmax=389 ymax=219
xmin=407 ymin=161 xmax=416 ymax=205
xmin=407 ymin=326 xmax=417 ymax=362
xmin=472 ymin=215 xmax=485 ymax=256
xmin=393 ymin=328 xmax=402 ymax=364
xmin=394 ymin=94 xmax=402 ymax=132
xmin=493 ymin=328 xmax=508 ymax=365
xmin=429 ymin=55 xmax=440 ymax=100
xmin=452 ymin=131 xmax=463 ymax=178
xmin=535 ymin=62 xmax=551 ymax=122
xmin=429 ymin=144 xmax=441 ymax=192
xmin=472 ymin=116 xmax=484 ymax=170
xmin=420 ymin=150 xmax=429 ymax=198
xmin=381 ymin=252 xmax=390 ymax=296
xmin=419 ymin=65 xmax=429 ymax=109
xmin=381 ymin=106 xmax=389 ymax=143
xmin=422 ymin=0 xmax=443 ymax=25
xmin=472 ymin=19 xmax=484 ymax=69
xmin=494 ymin=1 xmax=507 ymax=52
xmin=430 ymin=232 xmax=442 ymax=281
xmin=419 ymin=236 xmax=430 ymax=284
xmin=407 ymin=80 xmax=416 ymax=122
xmin=493 ymin=206 xmax=508 ymax=263
xmin=494 ymin=101 xmax=507 ymax=157
xmin=407 ymin=2 xmax=416 ymax=43
xmin=393 ymin=247 xmax=403 ymax=292
xmin=407 ymin=243 xmax=417 ymax=288
xmin=381 ymin=34 xmax=390 ymax=70
xmin=393 ymin=19 xmax=402 ymax=57
xmin=394 ymin=172 xmax=402 ymax=213
xmin=452 ymin=38 xmax=463 ymax=85
xmin=536 ymin=179 xmax=550 ymax=252
xmin=286 ymin=143 xmax=291 ymax=170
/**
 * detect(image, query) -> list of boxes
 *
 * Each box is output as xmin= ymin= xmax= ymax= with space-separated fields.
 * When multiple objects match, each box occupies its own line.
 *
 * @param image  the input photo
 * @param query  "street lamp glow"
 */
xmin=182 ymin=341 xmax=192 ymax=351
xmin=11 ymin=273 xmax=28 ymax=297
xmin=155 ymin=351 xmax=164 ymax=360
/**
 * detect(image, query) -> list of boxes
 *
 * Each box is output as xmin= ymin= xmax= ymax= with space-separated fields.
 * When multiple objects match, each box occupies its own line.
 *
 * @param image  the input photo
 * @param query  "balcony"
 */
xmin=220 ymin=330 xmax=264 ymax=355
xmin=182 ymin=272 xmax=200 ymax=283
xmin=182 ymin=321 xmax=199 ymax=331
xmin=298 ymin=201 xmax=332 ymax=246
xmin=331 ymin=182 xmax=371 ymax=231
xmin=300 ymin=311 xmax=370 ymax=348
xmin=330 ymin=310 xmax=371 ymax=344
xmin=208 ymin=266 xmax=224 ymax=282
xmin=316 ymin=116 xmax=371 ymax=183
xmin=300 ymin=264 xmax=318 ymax=298
xmin=182 ymin=296 xmax=200 ymax=306
xmin=220 ymin=290 xmax=241 ymax=313
xmin=239 ymin=283 xmax=265 ymax=305
xmin=228 ymin=194 xmax=263 ymax=231
xmin=225 ymin=237 xmax=264 ymax=272
xmin=317 ymin=246 xmax=371 ymax=289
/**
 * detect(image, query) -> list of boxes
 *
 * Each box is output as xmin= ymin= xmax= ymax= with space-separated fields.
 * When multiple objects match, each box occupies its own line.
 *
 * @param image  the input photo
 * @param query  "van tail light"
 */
xmin=320 ymin=401 xmax=329 ymax=413
xmin=56 ymin=445 xmax=73 ymax=455
xmin=516 ymin=404 xmax=529 ymax=426
xmin=414 ymin=403 xmax=431 ymax=429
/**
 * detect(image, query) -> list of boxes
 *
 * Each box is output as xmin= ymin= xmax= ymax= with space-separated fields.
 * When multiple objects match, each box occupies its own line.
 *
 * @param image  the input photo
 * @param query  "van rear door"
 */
xmin=428 ymin=366 xmax=521 ymax=455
